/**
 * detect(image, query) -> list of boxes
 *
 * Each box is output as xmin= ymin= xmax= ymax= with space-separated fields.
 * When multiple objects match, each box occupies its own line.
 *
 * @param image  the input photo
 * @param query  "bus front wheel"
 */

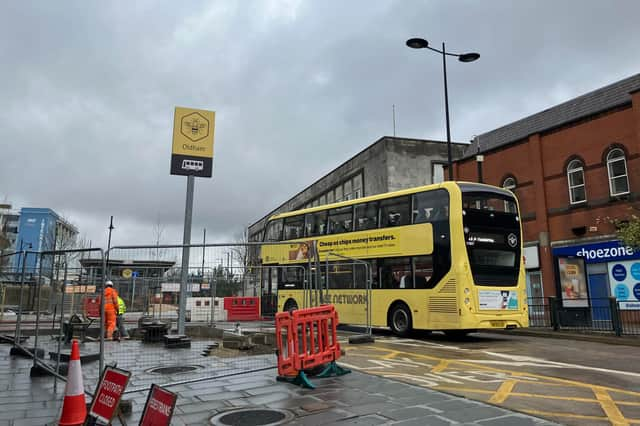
xmin=283 ymin=299 xmax=298 ymax=313
xmin=389 ymin=303 xmax=412 ymax=337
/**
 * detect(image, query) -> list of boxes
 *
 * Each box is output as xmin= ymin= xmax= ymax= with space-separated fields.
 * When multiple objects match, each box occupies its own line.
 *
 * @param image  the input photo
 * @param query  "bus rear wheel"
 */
xmin=389 ymin=303 xmax=412 ymax=337
xmin=283 ymin=299 xmax=298 ymax=313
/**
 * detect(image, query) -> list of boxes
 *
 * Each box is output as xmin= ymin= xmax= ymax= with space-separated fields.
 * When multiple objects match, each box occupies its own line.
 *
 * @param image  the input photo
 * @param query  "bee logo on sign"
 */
xmin=181 ymin=113 xmax=209 ymax=142
xmin=171 ymin=106 xmax=215 ymax=178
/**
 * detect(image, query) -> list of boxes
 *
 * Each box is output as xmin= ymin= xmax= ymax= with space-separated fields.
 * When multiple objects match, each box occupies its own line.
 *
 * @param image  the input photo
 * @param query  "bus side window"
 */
xmin=413 ymin=190 xmax=448 ymax=224
xmin=380 ymin=196 xmax=410 ymax=228
xmin=355 ymin=201 xmax=379 ymax=231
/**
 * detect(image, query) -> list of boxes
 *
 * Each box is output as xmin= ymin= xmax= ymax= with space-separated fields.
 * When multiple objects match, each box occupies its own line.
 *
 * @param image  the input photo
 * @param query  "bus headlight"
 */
xmin=464 ymin=288 xmax=470 ymax=295
xmin=464 ymin=298 xmax=470 ymax=305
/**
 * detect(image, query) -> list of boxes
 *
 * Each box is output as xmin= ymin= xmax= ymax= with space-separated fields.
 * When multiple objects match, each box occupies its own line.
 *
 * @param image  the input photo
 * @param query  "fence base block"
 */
xmin=317 ymin=361 xmax=351 ymax=378
xmin=277 ymin=371 xmax=316 ymax=389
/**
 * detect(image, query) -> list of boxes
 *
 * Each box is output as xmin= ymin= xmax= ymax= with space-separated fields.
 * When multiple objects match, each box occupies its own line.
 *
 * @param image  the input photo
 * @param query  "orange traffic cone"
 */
xmin=59 ymin=339 xmax=87 ymax=426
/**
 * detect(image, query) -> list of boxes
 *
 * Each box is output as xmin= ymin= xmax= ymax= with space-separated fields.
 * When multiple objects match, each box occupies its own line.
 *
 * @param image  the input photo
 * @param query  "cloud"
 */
xmin=1 ymin=0 xmax=639 ymax=248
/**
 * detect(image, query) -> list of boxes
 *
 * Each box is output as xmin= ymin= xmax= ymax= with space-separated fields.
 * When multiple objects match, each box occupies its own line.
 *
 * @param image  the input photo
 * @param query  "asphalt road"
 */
xmin=340 ymin=330 xmax=640 ymax=425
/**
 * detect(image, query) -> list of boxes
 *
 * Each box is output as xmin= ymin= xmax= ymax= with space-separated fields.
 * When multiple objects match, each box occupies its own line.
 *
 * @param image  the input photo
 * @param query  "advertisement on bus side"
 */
xmin=262 ymin=223 xmax=433 ymax=264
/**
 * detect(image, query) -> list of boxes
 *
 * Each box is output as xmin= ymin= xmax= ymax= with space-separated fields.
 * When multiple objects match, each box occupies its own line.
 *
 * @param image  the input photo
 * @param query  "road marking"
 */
xmin=479 ymin=351 xmax=640 ymax=379
xmin=489 ymin=379 xmax=516 ymax=404
xmin=521 ymin=409 xmax=608 ymax=422
xmin=431 ymin=360 xmax=449 ymax=373
xmin=594 ymin=387 xmax=629 ymax=426
xmin=345 ymin=344 xmax=640 ymax=425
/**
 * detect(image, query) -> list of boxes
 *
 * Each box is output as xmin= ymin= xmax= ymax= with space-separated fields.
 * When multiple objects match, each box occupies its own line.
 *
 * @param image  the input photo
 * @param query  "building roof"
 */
xmin=463 ymin=73 xmax=640 ymax=158
xmin=248 ymin=136 xmax=467 ymax=231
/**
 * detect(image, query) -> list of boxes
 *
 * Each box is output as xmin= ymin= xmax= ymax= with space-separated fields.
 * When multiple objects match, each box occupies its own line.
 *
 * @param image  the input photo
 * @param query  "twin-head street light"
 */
xmin=406 ymin=37 xmax=480 ymax=180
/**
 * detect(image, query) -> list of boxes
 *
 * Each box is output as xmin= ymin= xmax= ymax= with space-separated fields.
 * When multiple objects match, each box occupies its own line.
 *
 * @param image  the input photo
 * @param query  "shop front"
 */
xmin=552 ymin=240 xmax=640 ymax=327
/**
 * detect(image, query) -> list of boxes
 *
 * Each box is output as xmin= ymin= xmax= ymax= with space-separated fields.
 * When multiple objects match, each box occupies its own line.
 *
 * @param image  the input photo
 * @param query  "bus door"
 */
xmin=260 ymin=267 xmax=278 ymax=318
xmin=323 ymin=261 xmax=368 ymax=326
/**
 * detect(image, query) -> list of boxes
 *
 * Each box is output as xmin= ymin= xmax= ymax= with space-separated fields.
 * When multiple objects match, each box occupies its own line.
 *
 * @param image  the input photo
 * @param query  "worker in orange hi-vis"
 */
xmin=104 ymin=281 xmax=120 ymax=341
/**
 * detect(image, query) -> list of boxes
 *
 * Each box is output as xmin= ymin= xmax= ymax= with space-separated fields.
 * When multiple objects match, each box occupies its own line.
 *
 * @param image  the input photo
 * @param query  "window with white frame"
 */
xmin=432 ymin=163 xmax=445 ymax=184
xmin=607 ymin=148 xmax=629 ymax=196
xmin=566 ymin=160 xmax=586 ymax=204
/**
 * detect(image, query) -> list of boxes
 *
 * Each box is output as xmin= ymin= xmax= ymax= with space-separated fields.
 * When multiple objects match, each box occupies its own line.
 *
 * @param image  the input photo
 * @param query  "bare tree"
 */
xmin=230 ymin=228 xmax=252 ymax=296
xmin=152 ymin=215 xmax=167 ymax=260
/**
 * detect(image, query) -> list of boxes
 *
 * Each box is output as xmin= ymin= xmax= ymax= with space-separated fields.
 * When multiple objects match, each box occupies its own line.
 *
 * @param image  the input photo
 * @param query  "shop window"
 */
xmin=566 ymin=160 xmax=586 ymax=204
xmin=607 ymin=148 xmax=629 ymax=196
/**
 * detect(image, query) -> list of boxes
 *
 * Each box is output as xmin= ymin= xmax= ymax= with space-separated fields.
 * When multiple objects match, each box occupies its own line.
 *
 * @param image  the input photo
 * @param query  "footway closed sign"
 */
xmin=87 ymin=366 xmax=131 ymax=424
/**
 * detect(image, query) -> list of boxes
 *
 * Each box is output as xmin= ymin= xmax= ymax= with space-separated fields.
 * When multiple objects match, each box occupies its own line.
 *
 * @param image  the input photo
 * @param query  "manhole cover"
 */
xmin=210 ymin=408 xmax=293 ymax=426
xmin=147 ymin=365 xmax=202 ymax=375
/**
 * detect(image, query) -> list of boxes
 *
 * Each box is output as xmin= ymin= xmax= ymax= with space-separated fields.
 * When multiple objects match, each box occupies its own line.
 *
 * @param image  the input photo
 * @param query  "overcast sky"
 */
xmin=2 ymin=0 xmax=639 ymax=249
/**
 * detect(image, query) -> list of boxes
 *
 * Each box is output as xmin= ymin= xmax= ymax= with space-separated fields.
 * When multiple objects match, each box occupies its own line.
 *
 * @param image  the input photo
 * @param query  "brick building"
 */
xmin=453 ymin=73 xmax=640 ymax=314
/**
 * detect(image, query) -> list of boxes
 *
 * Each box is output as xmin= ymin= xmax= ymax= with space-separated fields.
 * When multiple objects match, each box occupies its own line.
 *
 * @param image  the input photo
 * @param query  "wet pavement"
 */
xmin=0 ymin=340 xmax=557 ymax=425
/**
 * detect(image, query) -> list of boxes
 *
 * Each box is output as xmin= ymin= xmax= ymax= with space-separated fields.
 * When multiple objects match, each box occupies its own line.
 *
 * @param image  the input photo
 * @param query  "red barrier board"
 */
xmin=88 ymin=366 xmax=131 ymax=424
xmin=139 ymin=384 xmax=178 ymax=426
xmin=84 ymin=296 xmax=100 ymax=318
xmin=224 ymin=297 xmax=261 ymax=321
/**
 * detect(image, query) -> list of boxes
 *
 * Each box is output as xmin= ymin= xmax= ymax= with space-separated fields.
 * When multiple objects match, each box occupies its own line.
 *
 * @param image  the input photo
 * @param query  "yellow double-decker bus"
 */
xmin=261 ymin=181 xmax=528 ymax=336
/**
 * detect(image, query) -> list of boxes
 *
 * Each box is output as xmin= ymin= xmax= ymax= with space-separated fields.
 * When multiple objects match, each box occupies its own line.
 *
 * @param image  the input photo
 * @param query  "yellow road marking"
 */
xmin=381 ymin=350 xmax=400 ymax=359
xmin=431 ymin=359 xmax=449 ymax=373
xmin=489 ymin=379 xmax=516 ymax=404
xmin=436 ymin=386 xmax=495 ymax=395
xmin=594 ymin=387 xmax=629 ymax=426
xmin=360 ymin=345 xmax=640 ymax=397
xmin=511 ymin=392 xmax=599 ymax=404
xmin=347 ymin=345 xmax=640 ymax=424
xmin=522 ymin=409 xmax=608 ymax=421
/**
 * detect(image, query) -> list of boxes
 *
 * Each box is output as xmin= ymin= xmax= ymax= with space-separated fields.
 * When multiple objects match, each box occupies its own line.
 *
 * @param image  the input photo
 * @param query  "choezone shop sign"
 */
xmin=552 ymin=241 xmax=637 ymax=264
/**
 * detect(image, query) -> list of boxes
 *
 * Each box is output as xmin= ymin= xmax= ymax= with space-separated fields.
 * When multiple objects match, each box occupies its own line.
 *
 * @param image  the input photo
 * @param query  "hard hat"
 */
xmin=105 ymin=280 xmax=113 ymax=287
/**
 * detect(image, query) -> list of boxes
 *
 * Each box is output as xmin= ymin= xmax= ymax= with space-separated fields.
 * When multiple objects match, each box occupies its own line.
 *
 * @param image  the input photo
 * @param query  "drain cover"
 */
xmin=210 ymin=408 xmax=293 ymax=426
xmin=147 ymin=365 xmax=202 ymax=375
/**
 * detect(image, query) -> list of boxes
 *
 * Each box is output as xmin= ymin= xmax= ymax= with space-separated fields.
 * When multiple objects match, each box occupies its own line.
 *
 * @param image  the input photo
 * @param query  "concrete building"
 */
xmin=0 ymin=204 xmax=19 ymax=254
xmin=453 ymin=73 xmax=640 ymax=315
xmin=248 ymin=136 xmax=467 ymax=242
xmin=13 ymin=208 xmax=78 ymax=274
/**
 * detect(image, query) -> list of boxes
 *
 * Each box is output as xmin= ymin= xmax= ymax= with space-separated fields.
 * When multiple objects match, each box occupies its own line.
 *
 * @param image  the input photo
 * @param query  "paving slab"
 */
xmin=0 ymin=342 xmax=560 ymax=426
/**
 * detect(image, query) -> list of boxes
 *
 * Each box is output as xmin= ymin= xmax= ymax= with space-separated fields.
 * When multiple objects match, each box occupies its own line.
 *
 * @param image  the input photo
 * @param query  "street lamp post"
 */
xmin=406 ymin=38 xmax=479 ymax=180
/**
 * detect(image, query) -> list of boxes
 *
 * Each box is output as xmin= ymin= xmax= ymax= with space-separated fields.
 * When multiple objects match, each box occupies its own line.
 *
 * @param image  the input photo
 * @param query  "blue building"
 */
xmin=13 ymin=208 xmax=78 ymax=275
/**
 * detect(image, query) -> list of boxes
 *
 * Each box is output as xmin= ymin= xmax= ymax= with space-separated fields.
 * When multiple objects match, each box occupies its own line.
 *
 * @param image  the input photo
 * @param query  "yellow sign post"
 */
xmin=170 ymin=107 xmax=216 ymax=177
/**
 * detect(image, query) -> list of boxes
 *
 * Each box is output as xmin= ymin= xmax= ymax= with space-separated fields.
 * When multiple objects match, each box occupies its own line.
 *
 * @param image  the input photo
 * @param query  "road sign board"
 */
xmin=170 ymin=106 xmax=215 ymax=177
xmin=139 ymin=384 xmax=178 ymax=426
xmin=122 ymin=269 xmax=132 ymax=279
xmin=88 ymin=366 xmax=131 ymax=424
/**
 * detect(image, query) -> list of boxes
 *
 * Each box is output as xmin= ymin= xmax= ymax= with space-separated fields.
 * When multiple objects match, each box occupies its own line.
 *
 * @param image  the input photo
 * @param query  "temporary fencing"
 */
xmin=91 ymin=242 xmax=310 ymax=393
xmin=275 ymin=304 xmax=350 ymax=389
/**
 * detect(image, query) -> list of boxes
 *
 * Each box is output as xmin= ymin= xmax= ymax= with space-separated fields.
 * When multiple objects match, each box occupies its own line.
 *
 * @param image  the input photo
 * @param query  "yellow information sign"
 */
xmin=262 ymin=223 xmax=433 ymax=264
xmin=170 ymin=106 xmax=216 ymax=177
